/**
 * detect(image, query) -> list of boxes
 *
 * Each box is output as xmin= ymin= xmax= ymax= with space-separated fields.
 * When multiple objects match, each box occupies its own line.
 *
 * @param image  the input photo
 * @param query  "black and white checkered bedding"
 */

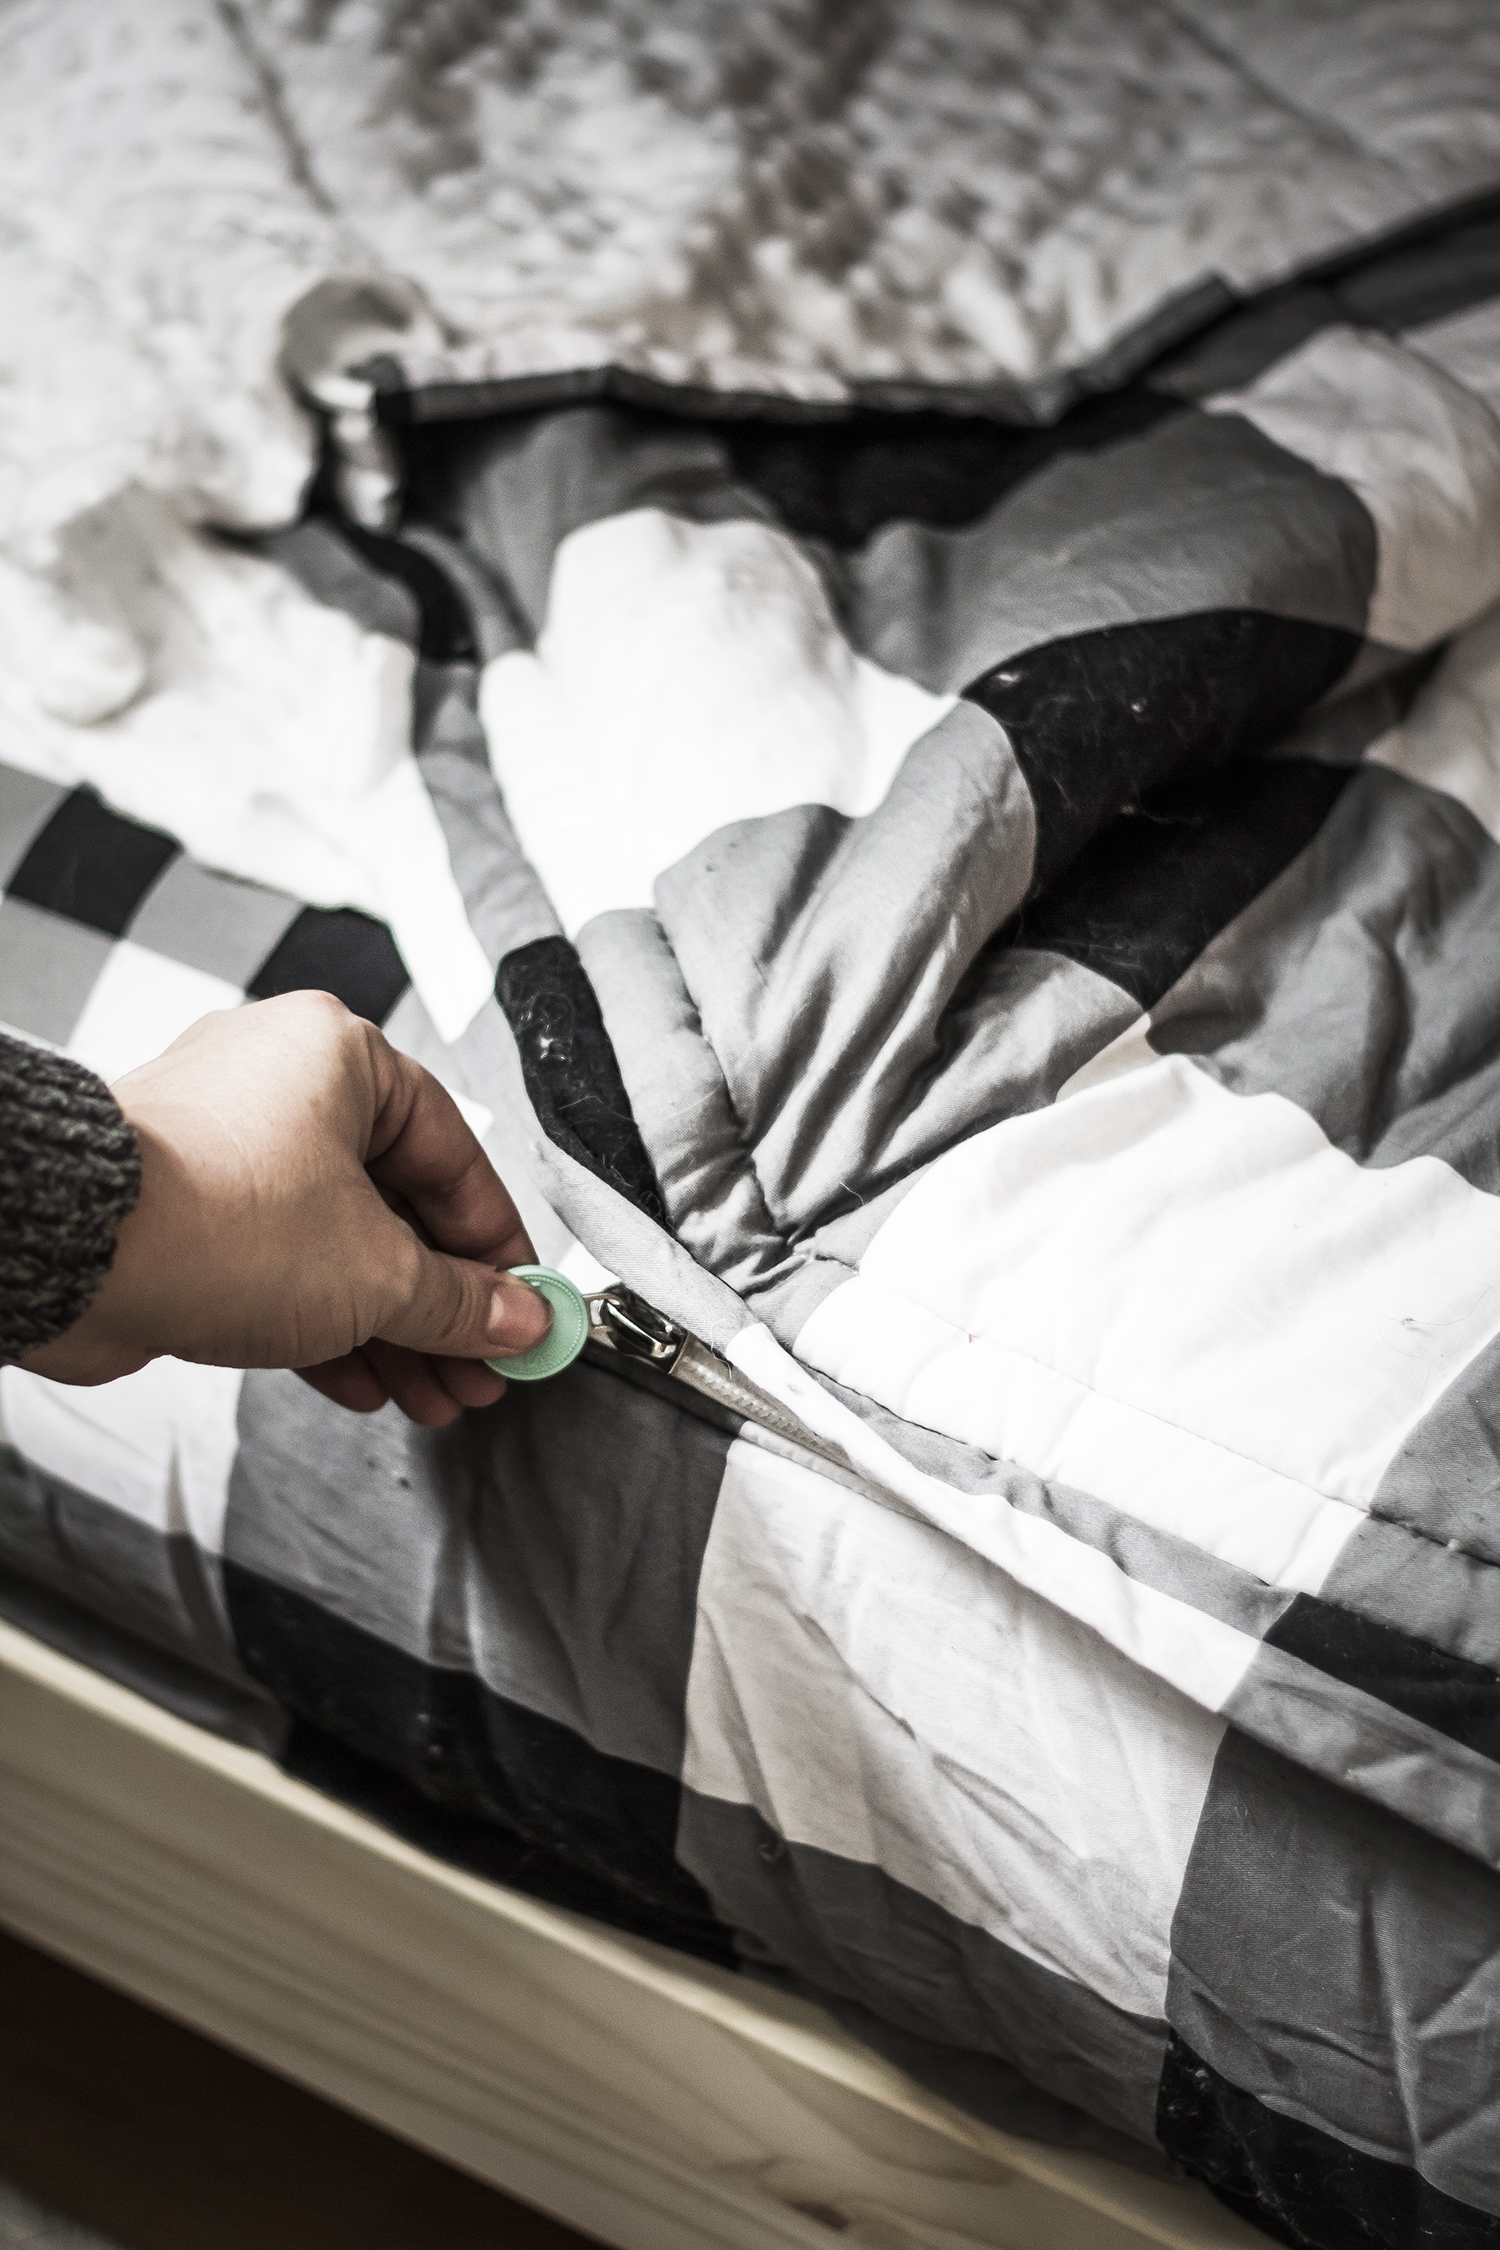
xmin=7 ymin=12 xmax=1500 ymax=2244
xmin=0 ymin=777 xmax=412 ymax=1057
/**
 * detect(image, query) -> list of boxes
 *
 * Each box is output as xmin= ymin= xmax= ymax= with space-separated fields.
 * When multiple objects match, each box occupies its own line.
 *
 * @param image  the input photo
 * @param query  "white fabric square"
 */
xmin=796 ymin=1057 xmax=1500 ymax=1594
xmin=0 ymin=1358 xmax=242 ymax=1554
xmin=1409 ymin=294 xmax=1500 ymax=421
xmin=66 ymin=940 xmax=241 ymax=1085
xmin=481 ymin=510 xmax=953 ymax=938
xmin=730 ymin=1323 xmax=1264 ymax=1722
xmin=684 ymin=1436 xmax=1224 ymax=2017
xmin=1205 ymin=325 xmax=1500 ymax=651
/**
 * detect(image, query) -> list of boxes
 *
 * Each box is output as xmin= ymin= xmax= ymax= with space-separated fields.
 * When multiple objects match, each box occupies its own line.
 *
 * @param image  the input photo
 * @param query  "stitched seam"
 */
xmin=840 ymin=1271 xmax=1380 ymax=1519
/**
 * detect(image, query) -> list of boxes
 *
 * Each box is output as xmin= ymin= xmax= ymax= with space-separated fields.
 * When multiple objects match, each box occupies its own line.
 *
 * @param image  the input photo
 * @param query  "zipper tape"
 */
xmin=487 ymin=1272 xmax=860 ymax=1485
xmin=588 ymin=1285 xmax=857 ymax=1478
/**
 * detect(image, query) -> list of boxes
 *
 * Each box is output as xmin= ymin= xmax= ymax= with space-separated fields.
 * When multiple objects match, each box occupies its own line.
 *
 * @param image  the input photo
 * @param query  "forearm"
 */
xmin=0 ymin=1031 xmax=142 ymax=1366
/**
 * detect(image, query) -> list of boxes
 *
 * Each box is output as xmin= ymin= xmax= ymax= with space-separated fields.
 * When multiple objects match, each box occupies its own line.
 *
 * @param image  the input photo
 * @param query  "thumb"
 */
xmin=378 ymin=1238 xmax=554 ymax=1361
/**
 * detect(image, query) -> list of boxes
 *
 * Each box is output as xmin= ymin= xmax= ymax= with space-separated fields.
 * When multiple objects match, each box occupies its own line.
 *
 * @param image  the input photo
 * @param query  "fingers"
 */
xmin=376 ymin=1231 xmax=553 ymax=1363
xmin=364 ymin=1038 xmax=536 ymax=1268
xmin=307 ymin=1016 xmax=549 ymax=1424
xmin=359 ymin=1337 xmax=463 ymax=1427
xmin=297 ymin=1350 xmax=388 ymax=1415
xmin=101 ymin=996 xmax=551 ymax=1430
xmin=296 ymin=1345 xmax=508 ymax=1426
xmin=431 ymin=1355 xmax=509 ymax=1411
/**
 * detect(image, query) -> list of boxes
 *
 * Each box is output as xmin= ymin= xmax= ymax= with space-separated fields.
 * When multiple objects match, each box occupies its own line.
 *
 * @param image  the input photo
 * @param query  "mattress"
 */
xmin=0 ymin=1613 xmax=1264 ymax=2250
xmin=4 ymin=8 xmax=1500 ymax=2245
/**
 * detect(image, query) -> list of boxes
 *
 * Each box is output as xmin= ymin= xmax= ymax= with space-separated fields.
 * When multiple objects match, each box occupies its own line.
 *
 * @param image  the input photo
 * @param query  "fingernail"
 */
xmin=486 ymin=1276 xmax=552 ymax=1355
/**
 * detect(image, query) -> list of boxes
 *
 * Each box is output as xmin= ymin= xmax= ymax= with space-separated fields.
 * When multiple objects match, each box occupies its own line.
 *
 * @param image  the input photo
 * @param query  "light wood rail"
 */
xmin=0 ymin=1618 xmax=1262 ymax=2250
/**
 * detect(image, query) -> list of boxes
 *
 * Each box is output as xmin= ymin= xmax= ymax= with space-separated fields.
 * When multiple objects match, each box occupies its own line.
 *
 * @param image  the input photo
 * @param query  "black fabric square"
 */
xmin=965 ymin=609 xmax=1360 ymax=894
xmin=283 ymin=1717 xmax=735 ymax=1964
xmin=7 ymin=788 xmax=179 ymax=938
xmin=226 ymin=1564 xmax=733 ymax=1964
xmin=1158 ymin=2031 xmax=1500 ymax=2250
xmin=718 ymin=387 xmax=1180 ymax=547
xmin=245 ymin=905 xmax=409 ymax=1023
xmin=1264 ymin=1593 xmax=1500 ymax=1763
xmin=1165 ymin=1727 xmax=1500 ymax=2244
xmin=1009 ymin=759 xmax=1353 ymax=1010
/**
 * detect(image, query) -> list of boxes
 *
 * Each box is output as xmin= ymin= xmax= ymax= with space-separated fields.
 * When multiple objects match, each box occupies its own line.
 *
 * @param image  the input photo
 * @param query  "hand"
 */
xmin=20 ymin=992 xmax=552 ymax=1426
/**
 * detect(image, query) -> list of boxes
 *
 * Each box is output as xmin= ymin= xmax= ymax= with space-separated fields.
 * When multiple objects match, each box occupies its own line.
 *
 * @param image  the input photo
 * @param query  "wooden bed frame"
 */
xmin=0 ymin=1617 xmax=1262 ymax=2250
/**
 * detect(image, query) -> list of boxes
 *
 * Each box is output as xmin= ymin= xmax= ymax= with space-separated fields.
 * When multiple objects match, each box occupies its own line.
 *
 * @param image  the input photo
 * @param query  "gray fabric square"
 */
xmin=0 ymin=1443 xmax=246 ymax=1688
xmin=127 ymin=857 xmax=301 ymax=986
xmin=650 ymin=703 xmax=1055 ymax=1248
xmin=854 ymin=409 xmax=1378 ymax=692
xmin=1151 ymin=767 xmax=1500 ymax=1198
xmin=1167 ymin=1724 xmax=1500 ymax=2216
xmin=447 ymin=405 xmax=773 ymax=636
xmin=0 ymin=766 xmax=66 ymax=888
xmin=0 ymin=897 xmax=113 ymax=1045
xmin=678 ymin=1792 xmax=1168 ymax=2154
xmin=0 ymin=1562 xmax=285 ymax=1754
xmin=1362 ymin=1326 xmax=1500 ymax=1572
xmin=1318 ymin=1510 xmax=1500 ymax=1672
xmin=414 ymin=670 xmax=560 ymax=969
xmin=259 ymin=519 xmax=423 ymax=646
xmin=227 ymin=1349 xmax=730 ymax=1776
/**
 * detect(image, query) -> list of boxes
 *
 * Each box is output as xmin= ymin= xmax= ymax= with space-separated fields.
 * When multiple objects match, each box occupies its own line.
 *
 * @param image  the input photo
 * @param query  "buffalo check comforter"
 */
xmin=5 ymin=6 xmax=1500 ymax=2242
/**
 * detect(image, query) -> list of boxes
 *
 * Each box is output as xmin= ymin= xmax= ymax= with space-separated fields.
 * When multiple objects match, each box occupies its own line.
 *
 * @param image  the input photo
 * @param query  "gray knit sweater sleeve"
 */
xmin=0 ymin=1032 xmax=142 ymax=1364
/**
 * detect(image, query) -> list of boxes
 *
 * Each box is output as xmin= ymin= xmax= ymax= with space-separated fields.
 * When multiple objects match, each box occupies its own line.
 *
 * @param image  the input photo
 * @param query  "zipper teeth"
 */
xmin=589 ymin=1291 xmax=854 ymax=1477
xmin=672 ymin=1340 xmax=855 ymax=1473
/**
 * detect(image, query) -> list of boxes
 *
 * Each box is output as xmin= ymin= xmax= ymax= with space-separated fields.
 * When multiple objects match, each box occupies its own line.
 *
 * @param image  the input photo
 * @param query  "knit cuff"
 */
xmin=0 ymin=1033 xmax=143 ymax=1364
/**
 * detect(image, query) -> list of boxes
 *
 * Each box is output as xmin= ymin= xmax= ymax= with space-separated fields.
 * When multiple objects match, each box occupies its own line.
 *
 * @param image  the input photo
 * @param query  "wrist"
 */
xmin=0 ymin=1034 xmax=144 ymax=1375
xmin=27 ymin=1115 xmax=190 ymax=1383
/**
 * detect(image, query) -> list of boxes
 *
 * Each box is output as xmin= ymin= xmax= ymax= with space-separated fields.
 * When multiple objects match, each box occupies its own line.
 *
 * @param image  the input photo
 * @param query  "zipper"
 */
xmin=585 ymin=1286 xmax=857 ymax=1480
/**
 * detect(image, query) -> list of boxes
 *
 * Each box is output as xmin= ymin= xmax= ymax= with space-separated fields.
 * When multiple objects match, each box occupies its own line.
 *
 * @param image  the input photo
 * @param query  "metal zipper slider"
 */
xmin=587 ymin=1285 xmax=859 ymax=1483
xmin=587 ymin=1286 xmax=689 ymax=1373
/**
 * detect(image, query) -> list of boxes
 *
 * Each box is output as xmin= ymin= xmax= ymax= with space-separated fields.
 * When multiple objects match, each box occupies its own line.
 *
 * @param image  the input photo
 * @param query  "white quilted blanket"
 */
xmin=4 ymin=0 xmax=1500 ymax=716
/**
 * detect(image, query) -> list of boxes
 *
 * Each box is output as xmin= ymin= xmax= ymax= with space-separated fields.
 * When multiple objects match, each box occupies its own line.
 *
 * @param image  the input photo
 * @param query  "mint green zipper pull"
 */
xmin=486 ymin=1266 xmax=591 ymax=1382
